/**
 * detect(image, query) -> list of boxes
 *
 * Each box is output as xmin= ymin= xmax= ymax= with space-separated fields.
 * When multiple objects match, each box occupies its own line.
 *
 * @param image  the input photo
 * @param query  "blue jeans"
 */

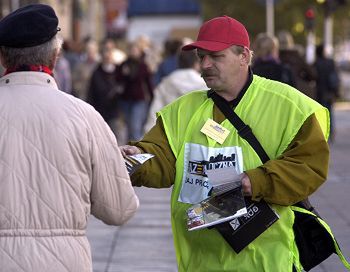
xmin=118 ymin=100 xmax=149 ymax=141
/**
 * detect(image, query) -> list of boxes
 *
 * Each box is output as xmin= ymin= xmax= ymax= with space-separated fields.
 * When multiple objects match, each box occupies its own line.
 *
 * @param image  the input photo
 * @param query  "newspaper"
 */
xmin=187 ymin=184 xmax=247 ymax=231
xmin=187 ymin=166 xmax=247 ymax=231
xmin=124 ymin=153 xmax=154 ymax=175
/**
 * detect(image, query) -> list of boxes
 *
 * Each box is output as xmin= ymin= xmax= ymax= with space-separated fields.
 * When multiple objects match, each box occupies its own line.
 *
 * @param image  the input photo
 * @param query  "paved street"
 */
xmin=87 ymin=102 xmax=350 ymax=272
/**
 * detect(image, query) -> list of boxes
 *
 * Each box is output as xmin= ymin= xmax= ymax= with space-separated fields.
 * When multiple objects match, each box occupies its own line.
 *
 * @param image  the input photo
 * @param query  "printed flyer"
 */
xmin=124 ymin=153 xmax=154 ymax=175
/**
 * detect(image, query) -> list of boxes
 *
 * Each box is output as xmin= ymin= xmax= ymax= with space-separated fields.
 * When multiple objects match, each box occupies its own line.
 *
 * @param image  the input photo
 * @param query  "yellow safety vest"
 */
xmin=158 ymin=75 xmax=329 ymax=271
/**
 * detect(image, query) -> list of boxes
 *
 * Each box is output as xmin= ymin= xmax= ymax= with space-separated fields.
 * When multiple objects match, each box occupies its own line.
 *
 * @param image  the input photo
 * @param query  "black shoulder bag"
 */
xmin=208 ymin=90 xmax=349 ymax=271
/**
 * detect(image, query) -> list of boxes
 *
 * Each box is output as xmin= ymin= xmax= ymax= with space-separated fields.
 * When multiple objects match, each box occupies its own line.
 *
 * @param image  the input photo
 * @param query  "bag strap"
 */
xmin=208 ymin=90 xmax=310 ymax=206
xmin=207 ymin=90 xmax=270 ymax=163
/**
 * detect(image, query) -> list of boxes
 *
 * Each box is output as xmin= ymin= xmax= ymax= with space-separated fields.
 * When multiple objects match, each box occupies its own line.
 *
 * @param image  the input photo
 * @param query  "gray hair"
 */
xmin=0 ymin=35 xmax=63 ymax=69
xmin=230 ymin=45 xmax=253 ymax=66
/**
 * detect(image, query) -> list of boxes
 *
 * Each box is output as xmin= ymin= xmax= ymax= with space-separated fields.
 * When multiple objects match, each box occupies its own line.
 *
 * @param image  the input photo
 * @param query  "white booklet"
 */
xmin=124 ymin=153 xmax=154 ymax=175
xmin=187 ymin=166 xmax=247 ymax=231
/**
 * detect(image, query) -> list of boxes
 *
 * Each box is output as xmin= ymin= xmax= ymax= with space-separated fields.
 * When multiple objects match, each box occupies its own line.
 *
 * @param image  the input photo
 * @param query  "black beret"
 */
xmin=0 ymin=4 xmax=60 ymax=48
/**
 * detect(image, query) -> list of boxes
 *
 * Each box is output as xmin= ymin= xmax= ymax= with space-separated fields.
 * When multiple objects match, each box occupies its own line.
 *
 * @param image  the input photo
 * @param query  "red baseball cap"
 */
xmin=182 ymin=16 xmax=250 ymax=52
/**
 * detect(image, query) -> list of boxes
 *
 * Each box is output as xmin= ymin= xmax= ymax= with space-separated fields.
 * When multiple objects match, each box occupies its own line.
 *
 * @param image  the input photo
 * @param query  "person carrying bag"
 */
xmin=208 ymin=89 xmax=350 ymax=271
xmin=120 ymin=15 xmax=347 ymax=271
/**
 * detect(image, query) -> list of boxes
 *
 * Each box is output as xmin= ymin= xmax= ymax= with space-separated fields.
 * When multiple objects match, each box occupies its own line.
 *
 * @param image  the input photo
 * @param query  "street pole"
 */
xmin=304 ymin=7 xmax=316 ymax=64
xmin=324 ymin=14 xmax=334 ymax=57
xmin=266 ymin=0 xmax=274 ymax=36
xmin=306 ymin=31 xmax=316 ymax=64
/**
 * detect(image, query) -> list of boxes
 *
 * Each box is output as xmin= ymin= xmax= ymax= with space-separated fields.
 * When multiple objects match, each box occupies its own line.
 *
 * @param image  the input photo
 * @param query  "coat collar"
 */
xmin=0 ymin=71 xmax=58 ymax=89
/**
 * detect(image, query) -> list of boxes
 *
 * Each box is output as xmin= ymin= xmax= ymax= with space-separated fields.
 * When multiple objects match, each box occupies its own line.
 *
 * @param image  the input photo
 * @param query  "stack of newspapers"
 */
xmin=187 ymin=167 xmax=247 ymax=231
xmin=186 ymin=166 xmax=279 ymax=253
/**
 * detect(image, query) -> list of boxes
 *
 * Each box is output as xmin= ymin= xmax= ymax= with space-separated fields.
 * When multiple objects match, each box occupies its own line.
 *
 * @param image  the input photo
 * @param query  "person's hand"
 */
xmin=241 ymin=173 xmax=252 ymax=196
xmin=119 ymin=145 xmax=142 ymax=157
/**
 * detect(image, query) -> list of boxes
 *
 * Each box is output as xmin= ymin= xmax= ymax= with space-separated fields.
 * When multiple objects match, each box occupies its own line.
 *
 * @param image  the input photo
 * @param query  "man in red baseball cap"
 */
xmin=182 ymin=15 xmax=252 ymax=102
xmin=182 ymin=15 xmax=250 ymax=51
xmin=121 ymin=15 xmax=333 ymax=271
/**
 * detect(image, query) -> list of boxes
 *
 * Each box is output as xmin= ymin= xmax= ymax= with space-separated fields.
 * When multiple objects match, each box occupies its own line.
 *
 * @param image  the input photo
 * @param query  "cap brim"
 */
xmin=182 ymin=40 xmax=232 ymax=52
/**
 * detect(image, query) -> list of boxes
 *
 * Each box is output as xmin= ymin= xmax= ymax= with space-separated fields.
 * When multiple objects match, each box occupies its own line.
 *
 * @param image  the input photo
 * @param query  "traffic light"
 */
xmin=305 ymin=7 xmax=315 ymax=31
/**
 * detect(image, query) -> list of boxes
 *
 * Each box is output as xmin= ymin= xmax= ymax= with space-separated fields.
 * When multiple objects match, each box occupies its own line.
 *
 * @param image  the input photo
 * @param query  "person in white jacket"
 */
xmin=0 ymin=4 xmax=139 ymax=272
xmin=144 ymin=50 xmax=208 ymax=131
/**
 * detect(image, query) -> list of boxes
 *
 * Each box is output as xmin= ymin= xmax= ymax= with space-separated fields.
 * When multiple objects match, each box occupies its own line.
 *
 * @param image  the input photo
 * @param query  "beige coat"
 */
xmin=0 ymin=72 xmax=139 ymax=272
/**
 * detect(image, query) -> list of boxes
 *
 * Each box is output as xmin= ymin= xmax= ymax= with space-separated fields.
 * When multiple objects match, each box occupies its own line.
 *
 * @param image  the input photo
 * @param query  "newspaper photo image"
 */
xmin=187 ymin=184 xmax=247 ymax=231
xmin=124 ymin=153 xmax=154 ymax=175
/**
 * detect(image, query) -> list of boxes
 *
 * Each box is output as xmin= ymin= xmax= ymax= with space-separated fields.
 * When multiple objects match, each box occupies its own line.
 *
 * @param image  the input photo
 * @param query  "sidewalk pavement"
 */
xmin=87 ymin=102 xmax=350 ymax=272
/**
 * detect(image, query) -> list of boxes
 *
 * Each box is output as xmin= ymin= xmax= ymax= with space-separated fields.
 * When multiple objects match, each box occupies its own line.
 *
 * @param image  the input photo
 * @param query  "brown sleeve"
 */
xmin=245 ymin=114 xmax=329 ymax=205
xmin=130 ymin=117 xmax=176 ymax=188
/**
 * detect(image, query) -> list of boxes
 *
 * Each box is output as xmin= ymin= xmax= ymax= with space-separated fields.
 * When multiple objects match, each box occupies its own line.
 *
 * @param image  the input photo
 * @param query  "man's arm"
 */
xmin=88 ymin=109 xmax=139 ymax=225
xmin=121 ymin=109 xmax=329 ymax=204
xmin=245 ymin=114 xmax=329 ymax=205
xmin=122 ymin=117 xmax=176 ymax=188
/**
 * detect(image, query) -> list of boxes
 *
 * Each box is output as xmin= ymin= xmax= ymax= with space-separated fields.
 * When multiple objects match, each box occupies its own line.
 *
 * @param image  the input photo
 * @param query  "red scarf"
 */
xmin=4 ymin=65 xmax=54 ymax=77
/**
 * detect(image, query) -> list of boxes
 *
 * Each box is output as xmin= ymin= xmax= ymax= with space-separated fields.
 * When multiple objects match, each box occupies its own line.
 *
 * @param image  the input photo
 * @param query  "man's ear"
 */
xmin=240 ymin=47 xmax=251 ymax=66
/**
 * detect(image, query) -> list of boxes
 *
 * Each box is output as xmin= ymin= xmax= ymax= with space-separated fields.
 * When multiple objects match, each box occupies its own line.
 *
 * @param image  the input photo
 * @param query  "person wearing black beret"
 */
xmin=0 ymin=3 xmax=60 ymax=48
xmin=0 ymin=3 xmax=61 ymax=77
xmin=0 ymin=4 xmax=139 ymax=272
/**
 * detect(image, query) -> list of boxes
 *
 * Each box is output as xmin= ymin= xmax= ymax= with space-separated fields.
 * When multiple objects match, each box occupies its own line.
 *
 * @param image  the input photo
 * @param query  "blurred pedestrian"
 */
xmin=144 ymin=50 xmax=207 ymax=131
xmin=120 ymin=15 xmax=331 ymax=271
xmin=103 ymin=37 xmax=127 ymax=65
xmin=278 ymin=30 xmax=316 ymax=98
xmin=0 ymin=4 xmax=139 ymax=272
xmin=135 ymin=34 xmax=161 ymax=74
xmin=314 ymin=44 xmax=340 ymax=141
xmin=72 ymin=39 xmax=100 ymax=101
xmin=62 ymin=39 xmax=82 ymax=72
xmin=252 ymin=33 xmax=295 ymax=86
xmin=87 ymin=39 xmax=122 ymax=135
xmin=112 ymin=39 xmax=127 ymax=65
xmin=54 ymin=50 xmax=72 ymax=94
xmin=153 ymin=38 xmax=183 ymax=85
xmin=116 ymin=41 xmax=153 ymax=141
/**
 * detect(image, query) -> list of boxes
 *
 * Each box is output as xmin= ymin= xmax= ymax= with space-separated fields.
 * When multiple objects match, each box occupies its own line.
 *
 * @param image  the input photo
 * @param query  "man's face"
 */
xmin=197 ymin=47 xmax=243 ymax=92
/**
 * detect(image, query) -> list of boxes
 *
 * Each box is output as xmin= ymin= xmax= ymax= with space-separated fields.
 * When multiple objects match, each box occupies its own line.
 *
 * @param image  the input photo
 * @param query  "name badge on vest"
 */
xmin=200 ymin=118 xmax=230 ymax=144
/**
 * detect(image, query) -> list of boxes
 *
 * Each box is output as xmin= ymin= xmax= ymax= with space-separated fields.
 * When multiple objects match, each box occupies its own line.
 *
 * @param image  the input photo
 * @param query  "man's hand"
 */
xmin=119 ymin=145 xmax=142 ymax=157
xmin=241 ymin=173 xmax=252 ymax=196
